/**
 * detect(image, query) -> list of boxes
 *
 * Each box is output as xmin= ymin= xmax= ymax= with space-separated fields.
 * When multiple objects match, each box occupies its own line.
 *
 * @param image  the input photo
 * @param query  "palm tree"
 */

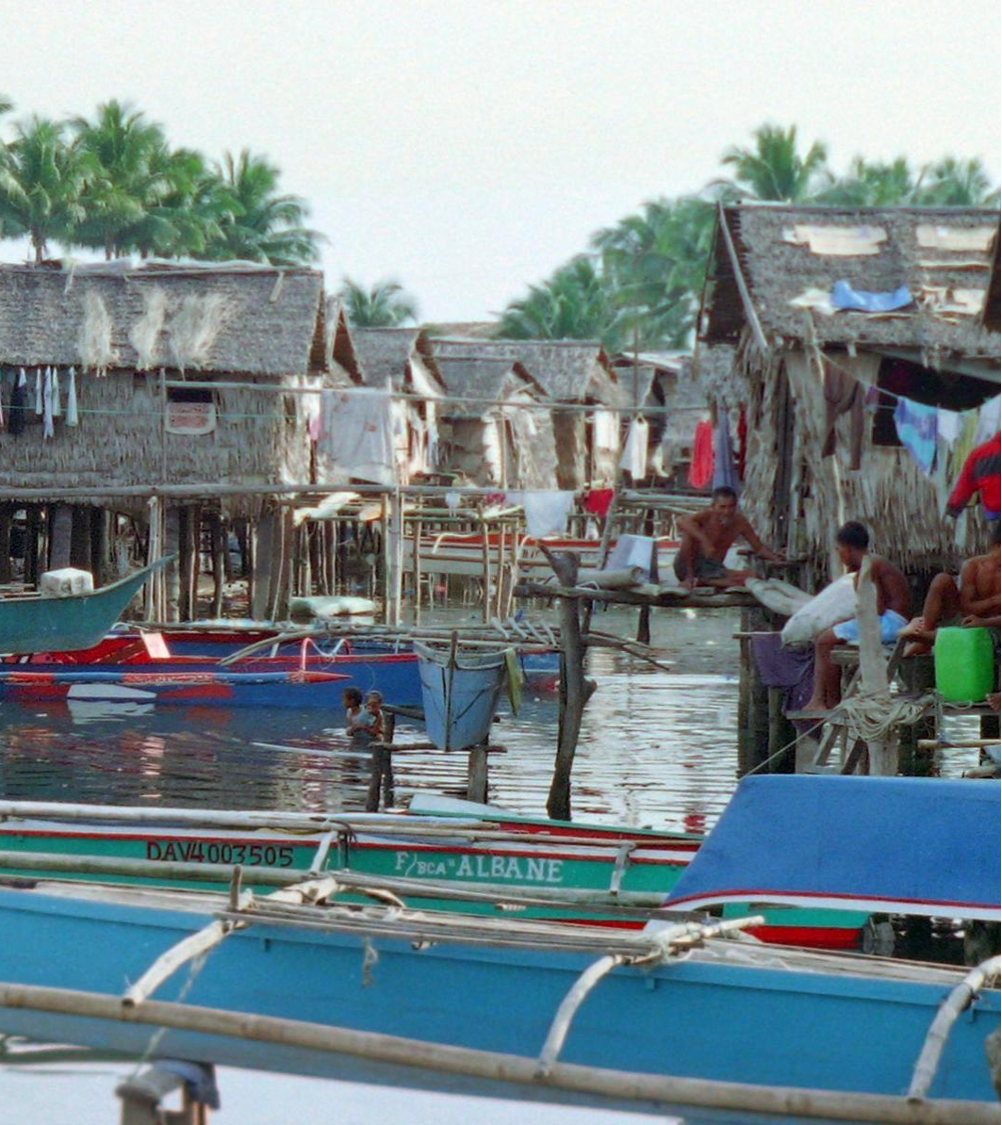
xmin=914 ymin=157 xmax=999 ymax=206
xmin=497 ymin=256 xmax=621 ymax=347
xmin=720 ymin=123 xmax=830 ymax=202
xmin=124 ymin=146 xmax=237 ymax=259
xmin=338 ymin=278 xmax=418 ymax=327
xmin=0 ymin=115 xmax=94 ymax=262
xmin=202 ymin=149 xmax=322 ymax=265
xmin=70 ymin=100 xmax=171 ymax=258
xmin=593 ymin=195 xmax=717 ymax=348
xmin=819 ymin=157 xmax=916 ymax=206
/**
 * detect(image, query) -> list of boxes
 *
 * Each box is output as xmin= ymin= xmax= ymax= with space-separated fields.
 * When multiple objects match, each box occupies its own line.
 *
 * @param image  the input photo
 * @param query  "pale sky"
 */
xmin=2 ymin=0 xmax=999 ymax=321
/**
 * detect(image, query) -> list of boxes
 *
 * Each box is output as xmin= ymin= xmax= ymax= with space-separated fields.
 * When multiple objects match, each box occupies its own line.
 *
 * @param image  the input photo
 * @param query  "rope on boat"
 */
xmin=535 ymin=916 xmax=764 ymax=1077
xmin=908 ymin=955 xmax=1002 ymax=1103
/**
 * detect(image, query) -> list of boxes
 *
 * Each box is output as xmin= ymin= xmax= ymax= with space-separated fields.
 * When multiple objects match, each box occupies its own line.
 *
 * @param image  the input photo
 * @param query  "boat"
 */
xmin=415 ymin=640 xmax=510 ymax=750
xmin=0 ymin=867 xmax=995 ymax=1117
xmin=0 ymin=798 xmax=698 ymax=924
xmin=0 ymin=558 xmax=171 ymax=656
xmin=0 ymin=630 xmax=423 ymax=708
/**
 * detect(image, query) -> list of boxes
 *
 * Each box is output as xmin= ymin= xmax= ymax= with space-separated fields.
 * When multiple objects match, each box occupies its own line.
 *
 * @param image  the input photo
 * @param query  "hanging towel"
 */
xmin=976 ymin=396 xmax=1001 ymax=443
xmin=508 ymin=491 xmax=575 ymax=538
xmin=65 ymin=367 xmax=79 ymax=426
xmin=42 ymin=369 xmax=54 ymax=439
xmin=34 ymin=369 xmax=43 ymax=415
xmin=51 ymin=368 xmax=61 ymax=417
xmin=444 ymin=491 xmax=462 ymax=512
xmin=318 ymin=387 xmax=396 ymax=485
xmin=688 ymin=419 xmax=715 ymax=489
xmin=618 ymin=418 xmax=649 ymax=480
xmin=893 ymin=397 xmax=938 ymax=475
xmin=583 ymin=488 xmax=615 ymax=518
xmin=947 ymin=432 xmax=1000 ymax=520
xmin=822 ymin=364 xmax=865 ymax=469
xmin=712 ymin=413 xmax=740 ymax=492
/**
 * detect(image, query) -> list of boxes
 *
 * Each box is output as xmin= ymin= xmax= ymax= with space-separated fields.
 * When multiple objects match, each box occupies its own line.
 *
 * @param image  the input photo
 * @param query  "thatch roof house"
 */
xmin=433 ymin=354 xmax=558 ymax=488
xmin=0 ymin=260 xmax=330 ymax=617
xmin=698 ymin=203 xmax=1000 ymax=580
xmin=0 ymin=260 xmax=327 ymax=515
xmin=432 ymin=338 xmax=623 ymax=489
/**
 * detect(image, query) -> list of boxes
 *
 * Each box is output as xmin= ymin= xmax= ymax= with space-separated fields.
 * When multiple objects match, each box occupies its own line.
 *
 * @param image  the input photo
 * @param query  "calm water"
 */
xmin=0 ymin=607 xmax=748 ymax=832
xmin=0 ymin=605 xmax=980 ymax=1123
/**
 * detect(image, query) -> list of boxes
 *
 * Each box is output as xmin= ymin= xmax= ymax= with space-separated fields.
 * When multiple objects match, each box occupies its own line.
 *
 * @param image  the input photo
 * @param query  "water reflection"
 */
xmin=0 ymin=607 xmax=981 ymax=832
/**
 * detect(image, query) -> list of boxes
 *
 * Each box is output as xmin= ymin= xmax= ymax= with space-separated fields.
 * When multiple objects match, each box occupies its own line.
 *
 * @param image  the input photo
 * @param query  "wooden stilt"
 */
xmin=210 ymin=513 xmax=226 ymax=619
xmin=467 ymin=741 xmax=489 ymax=803
xmin=252 ymin=513 xmax=276 ymax=621
xmin=24 ymin=506 xmax=40 ymax=586
xmin=164 ymin=505 xmax=181 ymax=622
xmin=69 ymin=506 xmax=90 ymax=570
xmin=0 ymin=502 xmax=13 ymax=584
xmin=49 ymin=504 xmax=73 ymax=570
xmin=411 ymin=516 xmax=423 ymax=625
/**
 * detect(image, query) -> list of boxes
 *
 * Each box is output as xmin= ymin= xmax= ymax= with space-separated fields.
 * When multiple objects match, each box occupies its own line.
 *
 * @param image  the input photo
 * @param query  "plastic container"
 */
xmin=934 ymin=627 xmax=996 ymax=703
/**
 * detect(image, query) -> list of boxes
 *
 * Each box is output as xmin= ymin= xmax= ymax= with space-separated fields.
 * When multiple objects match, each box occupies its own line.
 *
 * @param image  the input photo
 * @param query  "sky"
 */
xmin=1 ymin=0 xmax=999 ymax=321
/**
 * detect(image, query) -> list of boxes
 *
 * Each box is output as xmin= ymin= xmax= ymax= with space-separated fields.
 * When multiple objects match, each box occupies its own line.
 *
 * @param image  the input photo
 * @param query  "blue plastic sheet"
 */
xmin=831 ymin=280 xmax=912 ymax=313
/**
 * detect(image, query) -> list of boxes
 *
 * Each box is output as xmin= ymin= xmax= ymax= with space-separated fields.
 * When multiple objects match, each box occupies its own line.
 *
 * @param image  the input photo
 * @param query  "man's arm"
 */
xmin=677 ymin=512 xmax=715 ymax=555
xmin=960 ymin=559 xmax=1001 ymax=616
xmin=738 ymin=515 xmax=785 ymax=563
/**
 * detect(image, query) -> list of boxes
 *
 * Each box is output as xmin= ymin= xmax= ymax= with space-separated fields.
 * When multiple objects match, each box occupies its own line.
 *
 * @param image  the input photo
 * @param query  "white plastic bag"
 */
xmin=781 ymin=573 xmax=857 ymax=647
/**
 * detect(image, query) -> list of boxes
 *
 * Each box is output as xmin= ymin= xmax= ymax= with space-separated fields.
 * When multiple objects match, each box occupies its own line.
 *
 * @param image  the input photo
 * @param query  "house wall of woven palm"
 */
xmin=697 ymin=204 xmax=1001 ymax=583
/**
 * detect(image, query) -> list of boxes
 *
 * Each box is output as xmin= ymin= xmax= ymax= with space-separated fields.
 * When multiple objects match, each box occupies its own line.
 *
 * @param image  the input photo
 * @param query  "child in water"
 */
xmin=344 ymin=688 xmax=384 ymax=745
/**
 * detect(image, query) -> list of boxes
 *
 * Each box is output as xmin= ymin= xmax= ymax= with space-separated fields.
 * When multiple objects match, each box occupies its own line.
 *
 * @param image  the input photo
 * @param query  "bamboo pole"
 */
xmin=0 ymin=984 xmax=990 ymax=1124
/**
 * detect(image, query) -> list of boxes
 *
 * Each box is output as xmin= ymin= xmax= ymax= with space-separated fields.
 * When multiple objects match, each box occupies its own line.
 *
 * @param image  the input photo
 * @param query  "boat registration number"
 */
xmin=146 ymin=840 xmax=296 ymax=867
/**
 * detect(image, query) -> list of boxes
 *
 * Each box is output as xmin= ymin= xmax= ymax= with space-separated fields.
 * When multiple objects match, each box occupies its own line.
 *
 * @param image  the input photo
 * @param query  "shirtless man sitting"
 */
xmin=899 ymin=541 xmax=1001 ymax=656
xmin=674 ymin=486 xmax=785 ymax=590
xmin=802 ymin=521 xmax=912 ymax=714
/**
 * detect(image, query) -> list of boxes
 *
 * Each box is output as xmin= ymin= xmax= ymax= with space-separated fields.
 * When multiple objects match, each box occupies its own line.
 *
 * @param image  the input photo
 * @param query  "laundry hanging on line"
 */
xmin=688 ymin=418 xmax=714 ymax=489
xmin=583 ymin=488 xmax=615 ymax=519
xmin=618 ymin=418 xmax=649 ymax=480
xmin=893 ymin=397 xmax=938 ymax=475
xmin=317 ymin=386 xmax=396 ymax=486
xmin=712 ymin=413 xmax=740 ymax=493
xmin=8 ymin=370 xmax=26 ymax=436
xmin=65 ymin=367 xmax=78 ymax=427
xmin=506 ymin=490 xmax=576 ymax=538
xmin=947 ymin=431 xmax=1000 ymax=521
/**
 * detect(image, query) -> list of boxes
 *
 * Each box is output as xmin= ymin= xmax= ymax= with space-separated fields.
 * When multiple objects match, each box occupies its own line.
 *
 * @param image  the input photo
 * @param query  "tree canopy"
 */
xmin=0 ymin=97 xmax=322 ymax=266
xmin=338 ymin=278 xmax=419 ymax=327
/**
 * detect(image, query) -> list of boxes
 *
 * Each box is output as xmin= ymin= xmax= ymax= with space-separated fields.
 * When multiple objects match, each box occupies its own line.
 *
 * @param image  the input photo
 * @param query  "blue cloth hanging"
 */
xmin=893 ymin=397 xmax=938 ymax=475
xmin=712 ymin=413 xmax=740 ymax=493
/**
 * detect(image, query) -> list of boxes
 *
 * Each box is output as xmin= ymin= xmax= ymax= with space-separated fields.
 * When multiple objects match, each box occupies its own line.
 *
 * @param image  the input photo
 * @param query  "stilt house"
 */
xmin=698 ymin=204 xmax=1001 ymax=582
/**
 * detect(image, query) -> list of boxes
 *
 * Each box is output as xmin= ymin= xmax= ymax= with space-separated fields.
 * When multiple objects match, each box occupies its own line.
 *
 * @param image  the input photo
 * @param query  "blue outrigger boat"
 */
xmin=0 ymin=559 xmax=170 ymax=655
xmin=0 ymin=777 xmax=996 ymax=1119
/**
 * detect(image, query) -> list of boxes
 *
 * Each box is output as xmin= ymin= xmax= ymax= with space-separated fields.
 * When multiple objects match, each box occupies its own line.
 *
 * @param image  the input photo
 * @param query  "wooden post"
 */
xmin=467 ymin=741 xmax=489 ymax=803
xmin=766 ymin=687 xmax=795 ymax=773
xmin=164 ymin=505 xmax=181 ymax=622
xmin=70 ymin=506 xmax=90 ymax=570
xmin=210 ymin=513 xmax=226 ymax=619
xmin=736 ymin=630 xmax=755 ymax=777
xmin=543 ymin=549 xmax=596 ymax=821
xmin=24 ymin=506 xmax=40 ymax=586
xmin=411 ymin=516 xmax=423 ymax=625
xmin=49 ymin=504 xmax=73 ymax=570
xmin=0 ymin=502 xmax=13 ymax=584
xmin=480 ymin=519 xmax=492 ymax=624
xmin=88 ymin=507 xmax=107 ymax=587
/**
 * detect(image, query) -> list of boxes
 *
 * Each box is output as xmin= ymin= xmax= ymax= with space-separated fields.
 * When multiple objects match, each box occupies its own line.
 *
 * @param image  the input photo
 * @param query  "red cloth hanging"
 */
xmin=583 ymin=488 xmax=615 ymax=518
xmin=688 ymin=419 xmax=715 ymax=489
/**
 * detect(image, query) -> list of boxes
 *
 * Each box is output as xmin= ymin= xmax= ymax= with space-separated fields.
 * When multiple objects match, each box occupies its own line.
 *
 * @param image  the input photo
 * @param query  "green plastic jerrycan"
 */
xmin=934 ymin=626 xmax=996 ymax=703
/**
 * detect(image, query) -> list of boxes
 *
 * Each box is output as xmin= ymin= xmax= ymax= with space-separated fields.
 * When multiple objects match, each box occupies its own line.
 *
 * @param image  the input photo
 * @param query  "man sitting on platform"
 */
xmin=802 ymin=522 xmax=912 ymax=715
xmin=674 ymin=486 xmax=785 ymax=590
xmin=899 ymin=541 xmax=1002 ymax=657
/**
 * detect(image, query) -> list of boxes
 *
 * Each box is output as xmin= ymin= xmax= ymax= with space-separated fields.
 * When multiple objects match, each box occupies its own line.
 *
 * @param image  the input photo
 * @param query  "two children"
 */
xmin=343 ymin=687 xmax=384 ymax=744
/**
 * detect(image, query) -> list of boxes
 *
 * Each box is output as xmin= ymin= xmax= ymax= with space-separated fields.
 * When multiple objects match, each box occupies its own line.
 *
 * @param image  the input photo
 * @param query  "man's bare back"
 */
xmin=961 ymin=545 xmax=1001 ymax=624
xmin=863 ymin=556 xmax=912 ymax=619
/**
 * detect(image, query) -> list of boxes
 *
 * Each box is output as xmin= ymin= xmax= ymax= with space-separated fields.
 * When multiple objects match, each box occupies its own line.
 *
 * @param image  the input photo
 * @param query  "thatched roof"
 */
xmin=0 ymin=262 xmax=326 ymax=376
xmin=700 ymin=204 xmax=1001 ymax=364
xmin=349 ymin=327 xmax=445 ymax=391
xmin=434 ymin=356 xmax=546 ymax=418
xmin=432 ymin=337 xmax=623 ymax=405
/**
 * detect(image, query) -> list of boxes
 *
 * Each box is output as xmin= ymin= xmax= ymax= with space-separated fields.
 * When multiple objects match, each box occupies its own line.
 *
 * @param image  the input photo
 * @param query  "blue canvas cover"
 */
xmin=664 ymin=776 xmax=1000 ymax=920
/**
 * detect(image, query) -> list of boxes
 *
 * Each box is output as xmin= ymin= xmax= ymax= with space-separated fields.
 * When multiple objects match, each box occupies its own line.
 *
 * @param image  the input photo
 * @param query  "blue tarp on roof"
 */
xmin=664 ymin=775 xmax=1000 ymax=920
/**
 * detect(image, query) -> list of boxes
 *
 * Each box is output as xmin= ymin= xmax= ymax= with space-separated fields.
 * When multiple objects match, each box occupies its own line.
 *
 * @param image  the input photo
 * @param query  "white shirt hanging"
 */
xmin=34 ymin=369 xmax=43 ymax=415
xmin=618 ymin=418 xmax=650 ymax=480
xmin=42 ymin=369 xmax=55 ymax=439
xmin=66 ymin=367 xmax=79 ymax=427
xmin=51 ymin=368 xmax=61 ymax=417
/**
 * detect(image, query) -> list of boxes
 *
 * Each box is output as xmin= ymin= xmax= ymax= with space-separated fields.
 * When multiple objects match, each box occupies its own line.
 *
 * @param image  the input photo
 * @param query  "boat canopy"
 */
xmin=663 ymin=776 xmax=1000 ymax=921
